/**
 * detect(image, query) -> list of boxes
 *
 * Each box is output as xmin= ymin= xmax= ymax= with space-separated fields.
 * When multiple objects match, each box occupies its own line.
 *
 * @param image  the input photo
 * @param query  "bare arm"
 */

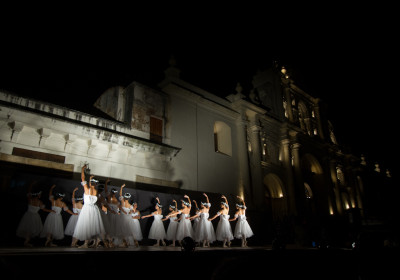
xmin=229 ymin=211 xmax=239 ymax=221
xmin=189 ymin=213 xmax=200 ymax=220
xmin=203 ymin=193 xmax=209 ymax=204
xmin=222 ymin=195 xmax=229 ymax=210
xmin=104 ymin=178 xmax=110 ymax=194
xmin=237 ymin=195 xmax=245 ymax=207
xmin=72 ymin=187 xmax=78 ymax=208
xmin=49 ymin=184 xmax=56 ymax=202
xmin=193 ymin=200 xmax=198 ymax=210
xmin=208 ymin=212 xmax=220 ymax=221
xmin=119 ymin=184 xmax=125 ymax=197
xmin=141 ymin=211 xmax=155 ymax=219
xmin=184 ymin=195 xmax=191 ymax=206
xmin=63 ymin=202 xmax=76 ymax=215
xmin=81 ymin=165 xmax=89 ymax=194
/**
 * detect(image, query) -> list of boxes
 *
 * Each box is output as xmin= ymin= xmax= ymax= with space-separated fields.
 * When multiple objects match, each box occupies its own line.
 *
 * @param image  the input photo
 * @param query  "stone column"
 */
xmin=291 ymin=143 xmax=303 ymax=214
xmin=236 ymin=117 xmax=252 ymax=206
xmin=314 ymin=98 xmax=325 ymax=140
xmin=282 ymin=139 xmax=296 ymax=215
xmin=248 ymin=120 xmax=264 ymax=209
xmin=283 ymin=86 xmax=294 ymax=123
xmin=330 ymin=160 xmax=343 ymax=215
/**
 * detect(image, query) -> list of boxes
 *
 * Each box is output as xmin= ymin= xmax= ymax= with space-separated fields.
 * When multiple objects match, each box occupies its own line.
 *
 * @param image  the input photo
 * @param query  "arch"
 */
xmin=214 ymin=121 xmax=232 ymax=156
xmin=263 ymin=173 xmax=287 ymax=221
xmin=263 ymin=173 xmax=285 ymax=198
xmin=304 ymin=182 xmax=313 ymax=199
xmin=298 ymin=101 xmax=309 ymax=132
xmin=301 ymin=153 xmax=324 ymax=175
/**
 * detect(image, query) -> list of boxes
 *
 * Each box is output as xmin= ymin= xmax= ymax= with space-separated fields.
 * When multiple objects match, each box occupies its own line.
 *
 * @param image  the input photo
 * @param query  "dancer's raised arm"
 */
xmin=104 ymin=178 xmax=110 ymax=194
xmin=203 ymin=193 xmax=210 ymax=204
xmin=80 ymin=165 xmax=89 ymax=194
xmin=237 ymin=195 xmax=246 ymax=207
xmin=221 ymin=195 xmax=229 ymax=209
xmin=184 ymin=194 xmax=191 ymax=206
xmin=119 ymin=184 xmax=126 ymax=197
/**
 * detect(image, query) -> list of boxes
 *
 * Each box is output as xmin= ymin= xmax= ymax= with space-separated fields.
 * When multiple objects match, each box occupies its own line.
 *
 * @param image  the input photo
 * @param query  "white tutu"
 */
xmin=106 ymin=203 xmax=120 ymax=238
xmin=234 ymin=214 xmax=254 ymax=239
xmin=166 ymin=216 xmax=179 ymax=241
xmin=130 ymin=212 xmax=143 ymax=241
xmin=215 ymin=214 xmax=233 ymax=241
xmin=64 ymin=208 xmax=81 ymax=236
xmin=148 ymin=214 xmax=166 ymax=240
xmin=195 ymin=212 xmax=216 ymax=243
xmin=99 ymin=208 xmax=110 ymax=237
xmin=119 ymin=206 xmax=139 ymax=239
xmin=73 ymin=194 xmax=105 ymax=241
xmin=175 ymin=213 xmax=194 ymax=241
xmin=16 ymin=205 xmax=43 ymax=238
xmin=40 ymin=206 xmax=65 ymax=240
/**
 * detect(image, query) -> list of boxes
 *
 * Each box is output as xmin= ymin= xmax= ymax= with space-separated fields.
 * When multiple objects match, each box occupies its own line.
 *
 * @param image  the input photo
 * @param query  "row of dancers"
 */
xmin=16 ymin=165 xmax=254 ymax=248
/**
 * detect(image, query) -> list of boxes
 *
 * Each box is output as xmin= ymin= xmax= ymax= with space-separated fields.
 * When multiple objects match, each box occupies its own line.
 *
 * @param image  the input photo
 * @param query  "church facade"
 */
xmin=0 ymin=61 xmax=390 ymax=247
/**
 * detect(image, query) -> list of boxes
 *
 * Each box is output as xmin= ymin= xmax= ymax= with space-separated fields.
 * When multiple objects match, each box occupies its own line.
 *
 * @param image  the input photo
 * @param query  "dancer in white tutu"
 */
xmin=141 ymin=197 xmax=166 ymax=246
xmin=16 ymin=182 xmax=54 ymax=247
xmin=65 ymin=187 xmax=83 ymax=247
xmin=94 ymin=181 xmax=111 ymax=247
xmin=118 ymin=184 xmax=137 ymax=247
xmin=189 ymin=193 xmax=216 ymax=247
xmin=105 ymin=184 xmax=121 ymax=247
xmin=162 ymin=200 xmax=180 ymax=246
xmin=209 ymin=195 xmax=233 ymax=247
xmin=191 ymin=199 xmax=201 ymax=244
xmin=229 ymin=196 xmax=254 ymax=247
xmin=40 ymin=185 xmax=77 ymax=247
xmin=72 ymin=165 xmax=107 ymax=248
xmin=174 ymin=194 xmax=194 ymax=245
xmin=130 ymin=200 xmax=143 ymax=247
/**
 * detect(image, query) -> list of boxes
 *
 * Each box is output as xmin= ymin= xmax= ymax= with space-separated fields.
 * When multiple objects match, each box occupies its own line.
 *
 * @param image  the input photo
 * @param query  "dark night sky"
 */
xmin=1 ymin=6 xmax=398 ymax=178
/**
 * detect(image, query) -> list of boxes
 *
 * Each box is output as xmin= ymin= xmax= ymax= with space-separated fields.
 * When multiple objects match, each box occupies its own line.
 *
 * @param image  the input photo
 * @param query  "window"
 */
xmin=214 ymin=121 xmax=232 ymax=156
xmin=150 ymin=116 xmax=163 ymax=143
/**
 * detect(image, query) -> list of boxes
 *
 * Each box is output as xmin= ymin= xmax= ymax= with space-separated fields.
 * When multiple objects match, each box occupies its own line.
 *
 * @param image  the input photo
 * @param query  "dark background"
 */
xmin=1 ymin=5 xmax=398 ymax=179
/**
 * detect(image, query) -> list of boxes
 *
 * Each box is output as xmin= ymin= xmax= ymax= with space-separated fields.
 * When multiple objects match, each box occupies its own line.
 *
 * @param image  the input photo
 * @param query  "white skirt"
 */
xmin=16 ymin=210 xmax=43 ymax=238
xmin=73 ymin=204 xmax=105 ymax=241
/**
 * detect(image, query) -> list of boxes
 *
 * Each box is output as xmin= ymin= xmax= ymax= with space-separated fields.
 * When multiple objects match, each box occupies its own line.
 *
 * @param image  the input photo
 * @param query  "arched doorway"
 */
xmin=301 ymin=153 xmax=326 ymax=217
xmin=263 ymin=173 xmax=287 ymax=222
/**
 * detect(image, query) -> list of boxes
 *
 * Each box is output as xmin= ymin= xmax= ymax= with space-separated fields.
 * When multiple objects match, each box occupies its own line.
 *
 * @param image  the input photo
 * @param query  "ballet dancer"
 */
xmin=174 ymin=194 xmax=194 ymax=245
xmin=192 ymin=199 xmax=201 ymax=245
xmin=162 ymin=199 xmax=180 ymax=246
xmin=72 ymin=165 xmax=106 ymax=248
xmin=118 ymin=184 xmax=137 ymax=247
xmin=141 ymin=197 xmax=166 ymax=246
xmin=105 ymin=184 xmax=121 ymax=247
xmin=16 ymin=181 xmax=54 ymax=247
xmin=189 ymin=193 xmax=216 ymax=247
xmin=229 ymin=196 xmax=254 ymax=247
xmin=130 ymin=200 xmax=143 ymax=247
xmin=208 ymin=195 xmax=233 ymax=247
xmin=40 ymin=185 xmax=77 ymax=247
xmin=65 ymin=187 xmax=83 ymax=247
